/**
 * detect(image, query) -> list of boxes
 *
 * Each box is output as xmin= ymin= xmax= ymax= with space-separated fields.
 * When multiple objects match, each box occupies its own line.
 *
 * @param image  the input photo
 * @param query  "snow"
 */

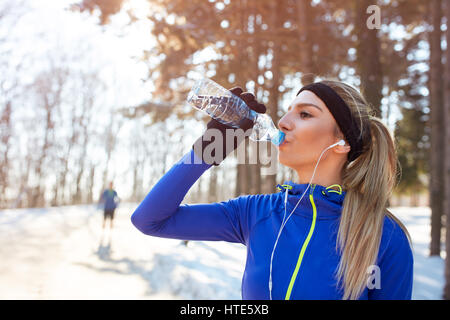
xmin=390 ymin=206 xmax=445 ymax=300
xmin=0 ymin=204 xmax=444 ymax=299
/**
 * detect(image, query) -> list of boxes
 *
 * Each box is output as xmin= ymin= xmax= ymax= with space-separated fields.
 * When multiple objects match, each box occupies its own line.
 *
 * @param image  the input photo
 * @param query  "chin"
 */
xmin=279 ymin=150 xmax=306 ymax=169
xmin=278 ymin=153 xmax=294 ymax=168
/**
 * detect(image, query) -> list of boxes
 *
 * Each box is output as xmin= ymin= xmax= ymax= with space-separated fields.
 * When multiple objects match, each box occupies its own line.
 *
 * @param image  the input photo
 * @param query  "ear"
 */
xmin=334 ymin=142 xmax=351 ymax=155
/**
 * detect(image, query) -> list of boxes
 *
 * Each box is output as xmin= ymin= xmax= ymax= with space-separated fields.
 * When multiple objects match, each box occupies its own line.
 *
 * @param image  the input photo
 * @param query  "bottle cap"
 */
xmin=271 ymin=130 xmax=285 ymax=146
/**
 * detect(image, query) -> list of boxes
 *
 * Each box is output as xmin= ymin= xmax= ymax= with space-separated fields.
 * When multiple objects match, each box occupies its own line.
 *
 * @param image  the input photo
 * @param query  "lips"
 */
xmin=277 ymin=132 xmax=291 ymax=147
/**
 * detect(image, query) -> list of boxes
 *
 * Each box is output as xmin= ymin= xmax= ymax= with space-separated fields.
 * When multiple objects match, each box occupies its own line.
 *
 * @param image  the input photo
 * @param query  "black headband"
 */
xmin=297 ymin=82 xmax=366 ymax=162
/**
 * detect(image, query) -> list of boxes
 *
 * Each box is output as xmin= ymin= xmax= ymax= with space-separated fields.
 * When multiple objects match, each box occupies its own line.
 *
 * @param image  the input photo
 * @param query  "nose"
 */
xmin=278 ymin=113 xmax=292 ymax=133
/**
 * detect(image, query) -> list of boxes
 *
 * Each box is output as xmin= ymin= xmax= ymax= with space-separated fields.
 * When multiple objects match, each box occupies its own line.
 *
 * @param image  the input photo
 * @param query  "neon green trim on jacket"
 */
xmin=277 ymin=184 xmax=293 ymax=192
xmin=284 ymin=188 xmax=318 ymax=300
xmin=326 ymin=184 xmax=343 ymax=195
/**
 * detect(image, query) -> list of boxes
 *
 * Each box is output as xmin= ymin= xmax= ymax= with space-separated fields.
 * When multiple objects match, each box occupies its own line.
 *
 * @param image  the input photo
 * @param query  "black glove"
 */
xmin=192 ymin=87 xmax=267 ymax=166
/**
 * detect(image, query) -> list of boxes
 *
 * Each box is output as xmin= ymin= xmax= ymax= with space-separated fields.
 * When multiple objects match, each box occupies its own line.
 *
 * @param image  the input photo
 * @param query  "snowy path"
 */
xmin=0 ymin=203 xmax=246 ymax=299
xmin=0 ymin=204 xmax=444 ymax=299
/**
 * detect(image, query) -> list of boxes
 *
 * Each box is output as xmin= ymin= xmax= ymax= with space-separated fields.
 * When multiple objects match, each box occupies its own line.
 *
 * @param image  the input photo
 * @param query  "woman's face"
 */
xmin=277 ymin=90 xmax=347 ymax=169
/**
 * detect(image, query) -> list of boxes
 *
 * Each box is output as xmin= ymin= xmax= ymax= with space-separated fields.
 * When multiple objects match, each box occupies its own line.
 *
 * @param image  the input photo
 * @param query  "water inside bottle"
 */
xmin=188 ymin=94 xmax=250 ymax=128
xmin=187 ymin=85 xmax=285 ymax=145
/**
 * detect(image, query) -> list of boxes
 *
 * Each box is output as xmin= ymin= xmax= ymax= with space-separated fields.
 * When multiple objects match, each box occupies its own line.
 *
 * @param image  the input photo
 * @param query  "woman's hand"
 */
xmin=192 ymin=87 xmax=267 ymax=166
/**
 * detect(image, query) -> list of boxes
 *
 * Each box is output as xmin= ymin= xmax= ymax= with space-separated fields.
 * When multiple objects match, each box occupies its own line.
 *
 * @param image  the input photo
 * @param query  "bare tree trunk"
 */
xmin=18 ymin=148 xmax=32 ymax=208
xmin=101 ymin=113 xmax=122 ymax=191
xmin=442 ymin=0 xmax=450 ymax=300
xmin=251 ymin=97 xmax=262 ymax=195
xmin=429 ymin=0 xmax=445 ymax=257
xmin=234 ymin=0 xmax=251 ymax=197
xmin=73 ymin=157 xmax=86 ymax=204
xmin=0 ymin=101 xmax=12 ymax=208
xmin=58 ymin=154 xmax=71 ymax=205
xmin=131 ymin=164 xmax=139 ymax=202
xmin=30 ymin=65 xmax=67 ymax=207
xmin=58 ymin=101 xmax=80 ymax=205
xmin=32 ymin=94 xmax=55 ymax=207
xmin=264 ymin=1 xmax=282 ymax=194
xmin=73 ymin=130 xmax=90 ymax=204
xmin=87 ymin=164 xmax=95 ymax=204
xmin=410 ymin=192 xmax=418 ymax=207
xmin=297 ymin=0 xmax=316 ymax=84
xmin=354 ymin=0 xmax=383 ymax=118
xmin=246 ymin=2 xmax=263 ymax=196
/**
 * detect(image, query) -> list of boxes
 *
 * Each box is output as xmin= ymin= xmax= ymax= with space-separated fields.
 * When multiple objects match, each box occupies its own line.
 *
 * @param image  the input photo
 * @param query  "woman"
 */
xmin=131 ymin=80 xmax=413 ymax=300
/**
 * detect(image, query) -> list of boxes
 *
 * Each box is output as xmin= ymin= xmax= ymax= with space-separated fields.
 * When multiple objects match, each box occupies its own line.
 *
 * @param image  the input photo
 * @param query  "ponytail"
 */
xmin=322 ymin=80 xmax=411 ymax=300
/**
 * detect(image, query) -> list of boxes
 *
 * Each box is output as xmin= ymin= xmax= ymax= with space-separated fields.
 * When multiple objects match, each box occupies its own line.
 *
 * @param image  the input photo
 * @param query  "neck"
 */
xmin=294 ymin=159 xmax=344 ymax=188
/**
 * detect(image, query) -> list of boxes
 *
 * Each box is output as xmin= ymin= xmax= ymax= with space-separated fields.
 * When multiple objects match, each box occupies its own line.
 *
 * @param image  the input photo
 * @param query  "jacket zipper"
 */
xmin=284 ymin=184 xmax=318 ymax=300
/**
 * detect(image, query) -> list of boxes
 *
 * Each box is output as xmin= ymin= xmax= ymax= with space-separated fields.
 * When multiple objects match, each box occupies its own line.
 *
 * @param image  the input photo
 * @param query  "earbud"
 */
xmin=327 ymin=140 xmax=345 ymax=149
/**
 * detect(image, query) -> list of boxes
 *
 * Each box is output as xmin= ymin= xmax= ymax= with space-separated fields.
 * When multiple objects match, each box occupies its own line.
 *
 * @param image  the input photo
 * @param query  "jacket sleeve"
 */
xmin=130 ymin=149 xmax=250 ymax=244
xmin=368 ymin=220 xmax=414 ymax=300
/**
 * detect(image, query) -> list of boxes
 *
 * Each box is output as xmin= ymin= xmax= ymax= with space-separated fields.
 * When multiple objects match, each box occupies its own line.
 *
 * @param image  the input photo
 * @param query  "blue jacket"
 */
xmin=101 ymin=189 xmax=119 ymax=211
xmin=131 ymin=149 xmax=413 ymax=300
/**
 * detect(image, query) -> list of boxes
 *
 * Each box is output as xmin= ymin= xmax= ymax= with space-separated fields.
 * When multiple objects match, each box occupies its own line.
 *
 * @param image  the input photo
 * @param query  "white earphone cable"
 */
xmin=269 ymin=140 xmax=344 ymax=300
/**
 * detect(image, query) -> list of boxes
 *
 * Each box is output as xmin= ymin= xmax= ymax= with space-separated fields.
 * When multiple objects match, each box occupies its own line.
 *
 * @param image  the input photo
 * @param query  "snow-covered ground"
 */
xmin=0 ymin=203 xmax=444 ymax=299
xmin=391 ymin=206 xmax=445 ymax=300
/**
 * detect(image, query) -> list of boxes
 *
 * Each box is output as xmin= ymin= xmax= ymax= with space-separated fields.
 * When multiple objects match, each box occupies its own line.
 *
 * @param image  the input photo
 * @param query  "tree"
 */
xmin=73 ymin=1 xmax=436 ymax=215
xmin=429 ymin=0 xmax=446 ymax=257
xmin=442 ymin=0 xmax=450 ymax=301
xmin=0 ymin=102 xmax=12 ymax=207
xmin=354 ymin=0 xmax=383 ymax=117
xmin=394 ymin=106 xmax=429 ymax=203
xmin=30 ymin=66 xmax=68 ymax=207
xmin=71 ymin=71 xmax=102 ymax=204
xmin=74 ymin=0 xmax=354 ymax=196
xmin=71 ymin=0 xmax=125 ymax=24
xmin=0 ymin=0 xmax=26 ymax=208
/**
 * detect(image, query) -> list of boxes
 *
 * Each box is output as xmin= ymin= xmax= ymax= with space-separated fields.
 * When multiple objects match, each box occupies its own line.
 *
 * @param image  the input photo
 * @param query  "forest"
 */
xmin=0 ymin=0 xmax=449 ymax=299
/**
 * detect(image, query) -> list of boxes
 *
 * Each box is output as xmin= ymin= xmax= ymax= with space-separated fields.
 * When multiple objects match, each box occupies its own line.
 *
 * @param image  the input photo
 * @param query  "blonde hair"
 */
xmin=320 ymin=80 xmax=411 ymax=300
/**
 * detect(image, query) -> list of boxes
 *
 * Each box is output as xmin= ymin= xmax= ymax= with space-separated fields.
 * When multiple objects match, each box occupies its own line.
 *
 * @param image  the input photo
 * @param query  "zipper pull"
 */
xmin=309 ymin=183 xmax=316 ymax=195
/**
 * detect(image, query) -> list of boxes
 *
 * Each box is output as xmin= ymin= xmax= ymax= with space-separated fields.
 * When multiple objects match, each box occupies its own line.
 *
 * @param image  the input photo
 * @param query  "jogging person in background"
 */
xmin=100 ymin=181 xmax=120 ymax=230
xmin=131 ymin=80 xmax=413 ymax=300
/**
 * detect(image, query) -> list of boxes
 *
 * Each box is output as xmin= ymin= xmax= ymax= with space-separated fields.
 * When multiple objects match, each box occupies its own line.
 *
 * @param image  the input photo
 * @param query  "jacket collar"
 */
xmin=276 ymin=181 xmax=346 ymax=220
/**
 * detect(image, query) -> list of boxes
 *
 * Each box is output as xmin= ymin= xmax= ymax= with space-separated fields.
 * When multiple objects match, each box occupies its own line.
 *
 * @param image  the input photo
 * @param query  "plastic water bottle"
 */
xmin=186 ymin=78 xmax=285 ymax=146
